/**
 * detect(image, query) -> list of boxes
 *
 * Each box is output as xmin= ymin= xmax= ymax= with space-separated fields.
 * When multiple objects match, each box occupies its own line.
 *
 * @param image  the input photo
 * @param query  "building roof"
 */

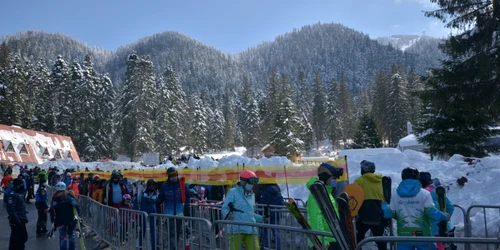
xmin=0 ymin=124 xmax=80 ymax=164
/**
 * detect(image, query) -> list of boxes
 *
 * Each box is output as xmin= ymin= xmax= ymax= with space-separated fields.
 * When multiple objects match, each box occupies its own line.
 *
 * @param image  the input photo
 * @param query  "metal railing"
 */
xmin=74 ymin=193 xmax=500 ymax=250
xmin=149 ymin=213 xmax=213 ymax=250
xmin=465 ymin=205 xmax=500 ymax=250
xmin=356 ymin=236 xmax=500 ymax=250
xmin=211 ymin=220 xmax=334 ymax=250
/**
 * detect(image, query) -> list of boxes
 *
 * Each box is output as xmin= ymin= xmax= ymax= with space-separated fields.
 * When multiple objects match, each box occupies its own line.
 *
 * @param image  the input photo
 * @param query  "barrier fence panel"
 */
xmin=94 ymin=203 xmax=121 ymax=249
xmin=356 ymin=236 xmax=500 ymax=250
xmin=453 ymin=204 xmax=468 ymax=237
xmin=211 ymin=220 xmax=333 ymax=250
xmin=119 ymin=208 xmax=150 ymax=250
xmin=149 ymin=213 xmax=213 ymax=250
xmin=465 ymin=205 xmax=500 ymax=250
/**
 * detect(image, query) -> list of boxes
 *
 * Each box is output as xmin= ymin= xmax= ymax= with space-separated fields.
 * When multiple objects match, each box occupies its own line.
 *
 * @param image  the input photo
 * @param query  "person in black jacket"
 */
xmin=7 ymin=178 xmax=28 ymax=250
xmin=259 ymin=183 xmax=284 ymax=250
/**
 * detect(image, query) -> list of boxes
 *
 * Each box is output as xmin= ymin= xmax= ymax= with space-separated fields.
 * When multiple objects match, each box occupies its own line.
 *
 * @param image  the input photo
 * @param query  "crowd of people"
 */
xmin=0 ymin=161 xmax=458 ymax=250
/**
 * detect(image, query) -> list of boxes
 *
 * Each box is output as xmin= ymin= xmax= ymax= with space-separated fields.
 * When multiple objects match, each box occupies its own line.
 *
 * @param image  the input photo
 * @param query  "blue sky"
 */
xmin=0 ymin=0 xmax=449 ymax=54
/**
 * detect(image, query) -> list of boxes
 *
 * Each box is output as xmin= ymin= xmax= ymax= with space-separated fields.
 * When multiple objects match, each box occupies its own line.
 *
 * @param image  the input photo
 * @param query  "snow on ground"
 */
xmin=33 ymin=147 xmax=500 ymax=238
xmin=286 ymin=148 xmax=500 ymax=239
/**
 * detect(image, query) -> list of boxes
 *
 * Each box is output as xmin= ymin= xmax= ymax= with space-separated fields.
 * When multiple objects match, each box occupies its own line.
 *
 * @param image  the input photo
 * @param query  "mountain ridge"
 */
xmin=1 ymin=23 xmax=444 ymax=94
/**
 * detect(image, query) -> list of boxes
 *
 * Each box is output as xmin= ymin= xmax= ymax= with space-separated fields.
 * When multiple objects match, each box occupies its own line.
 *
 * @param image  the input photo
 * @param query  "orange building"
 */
xmin=0 ymin=124 xmax=80 ymax=164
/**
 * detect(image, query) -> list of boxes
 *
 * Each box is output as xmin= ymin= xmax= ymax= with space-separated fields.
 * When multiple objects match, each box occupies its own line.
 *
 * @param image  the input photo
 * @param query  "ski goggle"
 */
xmin=243 ymin=177 xmax=259 ymax=185
xmin=167 ymin=171 xmax=178 ymax=178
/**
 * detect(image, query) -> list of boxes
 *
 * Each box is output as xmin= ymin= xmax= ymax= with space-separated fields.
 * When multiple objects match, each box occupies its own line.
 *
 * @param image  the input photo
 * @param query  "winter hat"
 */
xmin=401 ymin=167 xmax=419 ymax=180
xmin=419 ymin=172 xmax=432 ymax=187
xmin=360 ymin=160 xmax=376 ymax=174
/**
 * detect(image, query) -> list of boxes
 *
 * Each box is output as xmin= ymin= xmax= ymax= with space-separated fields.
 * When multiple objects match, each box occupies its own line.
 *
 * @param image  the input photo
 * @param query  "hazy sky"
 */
xmin=0 ymin=0 xmax=450 ymax=54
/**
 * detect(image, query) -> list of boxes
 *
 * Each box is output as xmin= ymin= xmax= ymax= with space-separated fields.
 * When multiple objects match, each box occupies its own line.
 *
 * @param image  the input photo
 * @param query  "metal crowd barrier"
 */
xmin=211 ymin=220 xmax=334 ymax=250
xmin=453 ymin=204 xmax=468 ymax=237
xmin=149 ymin=213 xmax=213 ymax=250
xmin=119 ymin=208 xmax=149 ymax=250
xmin=465 ymin=205 xmax=500 ymax=250
xmin=79 ymin=196 xmax=121 ymax=250
xmin=356 ymin=236 xmax=500 ymax=250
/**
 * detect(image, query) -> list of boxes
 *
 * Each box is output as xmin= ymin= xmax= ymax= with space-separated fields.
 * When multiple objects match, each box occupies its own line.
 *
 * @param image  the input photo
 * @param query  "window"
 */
xmin=5 ymin=143 xmax=15 ymax=153
xmin=54 ymin=150 xmax=62 ymax=159
xmin=19 ymin=144 xmax=29 ymax=155
xmin=42 ymin=148 xmax=50 ymax=156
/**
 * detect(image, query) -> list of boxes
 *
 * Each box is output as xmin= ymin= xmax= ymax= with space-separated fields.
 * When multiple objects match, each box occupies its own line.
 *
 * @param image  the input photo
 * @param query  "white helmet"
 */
xmin=55 ymin=182 xmax=67 ymax=191
xmin=66 ymin=172 xmax=71 ymax=177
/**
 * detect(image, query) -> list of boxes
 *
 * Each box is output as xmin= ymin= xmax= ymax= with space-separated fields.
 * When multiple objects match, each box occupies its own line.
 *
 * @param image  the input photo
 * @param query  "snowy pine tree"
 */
xmin=311 ymin=74 xmax=327 ymax=145
xmin=51 ymin=55 xmax=72 ymax=135
xmin=300 ymin=112 xmax=315 ymax=154
xmin=94 ymin=74 xmax=115 ymax=159
xmin=119 ymin=54 xmax=156 ymax=158
xmin=0 ymin=43 xmax=10 ymax=125
xmin=30 ymin=60 xmax=51 ymax=131
xmin=371 ymin=70 xmax=390 ymax=143
xmin=190 ymin=97 xmax=208 ymax=154
xmin=271 ymin=74 xmax=304 ymax=158
xmin=353 ymin=109 xmax=382 ymax=148
xmin=223 ymin=87 xmax=236 ymax=150
xmin=326 ymin=79 xmax=340 ymax=147
xmin=163 ymin=66 xmax=187 ymax=154
xmin=4 ymin=55 xmax=28 ymax=126
xmin=407 ymin=69 xmax=423 ymax=126
xmin=209 ymin=102 xmax=226 ymax=152
xmin=416 ymin=0 xmax=500 ymax=157
xmin=387 ymin=66 xmax=409 ymax=146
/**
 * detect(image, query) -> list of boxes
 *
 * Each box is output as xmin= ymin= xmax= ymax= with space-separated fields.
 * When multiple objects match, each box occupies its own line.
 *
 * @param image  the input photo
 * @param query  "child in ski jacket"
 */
xmin=35 ymin=182 xmax=49 ymax=234
xmin=420 ymin=172 xmax=455 ymax=250
xmin=222 ymin=170 xmax=264 ymax=250
xmin=91 ymin=179 xmax=105 ymax=203
xmin=49 ymin=182 xmax=81 ymax=250
xmin=67 ymin=176 xmax=80 ymax=195
xmin=383 ymin=168 xmax=448 ymax=250
xmin=134 ymin=179 xmax=159 ymax=249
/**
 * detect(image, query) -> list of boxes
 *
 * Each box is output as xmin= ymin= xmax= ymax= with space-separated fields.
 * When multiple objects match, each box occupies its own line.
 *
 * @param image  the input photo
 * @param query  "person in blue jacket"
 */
xmin=35 ymin=179 xmax=49 ymax=236
xmin=49 ymin=182 xmax=81 ymax=250
xmin=222 ymin=170 xmax=265 ymax=250
xmin=155 ymin=167 xmax=190 ymax=250
xmin=259 ymin=183 xmax=284 ymax=250
xmin=134 ymin=178 xmax=158 ymax=249
xmin=382 ymin=167 xmax=449 ymax=250
xmin=4 ymin=180 xmax=14 ymax=206
xmin=420 ymin=172 xmax=457 ymax=250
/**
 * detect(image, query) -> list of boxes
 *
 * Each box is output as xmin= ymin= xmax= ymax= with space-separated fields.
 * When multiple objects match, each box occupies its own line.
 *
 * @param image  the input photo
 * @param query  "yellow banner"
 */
xmin=73 ymin=158 xmax=347 ymax=185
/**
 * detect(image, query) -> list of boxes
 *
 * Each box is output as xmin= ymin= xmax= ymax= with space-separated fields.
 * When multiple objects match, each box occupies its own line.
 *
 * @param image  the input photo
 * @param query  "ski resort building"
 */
xmin=0 ymin=124 xmax=80 ymax=164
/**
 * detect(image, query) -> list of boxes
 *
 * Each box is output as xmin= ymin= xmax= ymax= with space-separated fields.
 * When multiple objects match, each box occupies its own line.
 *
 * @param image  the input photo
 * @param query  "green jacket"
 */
xmin=306 ymin=176 xmax=340 ymax=246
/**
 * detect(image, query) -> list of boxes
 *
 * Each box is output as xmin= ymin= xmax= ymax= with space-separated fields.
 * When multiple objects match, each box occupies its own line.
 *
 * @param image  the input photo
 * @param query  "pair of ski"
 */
xmin=47 ymin=206 xmax=86 ymax=250
xmin=285 ymin=182 xmax=363 ymax=250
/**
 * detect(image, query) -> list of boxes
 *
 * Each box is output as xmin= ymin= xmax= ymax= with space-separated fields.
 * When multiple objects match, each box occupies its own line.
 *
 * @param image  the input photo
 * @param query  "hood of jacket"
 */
xmin=361 ymin=172 xmax=383 ymax=184
xmin=396 ymin=179 xmax=422 ymax=198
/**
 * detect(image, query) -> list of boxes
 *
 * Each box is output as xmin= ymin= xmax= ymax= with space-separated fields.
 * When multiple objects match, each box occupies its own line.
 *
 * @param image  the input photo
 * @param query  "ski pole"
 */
xmin=344 ymin=155 xmax=349 ymax=184
xmin=283 ymin=165 xmax=291 ymax=202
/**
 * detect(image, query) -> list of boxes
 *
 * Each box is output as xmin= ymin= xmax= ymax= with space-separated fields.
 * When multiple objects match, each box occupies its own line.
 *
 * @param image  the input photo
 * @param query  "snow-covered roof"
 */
xmin=338 ymin=148 xmax=402 ymax=158
xmin=0 ymin=124 xmax=80 ymax=164
xmin=398 ymin=134 xmax=423 ymax=147
xmin=261 ymin=143 xmax=271 ymax=152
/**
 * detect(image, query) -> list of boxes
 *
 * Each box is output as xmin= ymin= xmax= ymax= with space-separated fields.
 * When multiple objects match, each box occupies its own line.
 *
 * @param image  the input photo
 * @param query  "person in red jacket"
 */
xmin=67 ymin=175 xmax=80 ymax=195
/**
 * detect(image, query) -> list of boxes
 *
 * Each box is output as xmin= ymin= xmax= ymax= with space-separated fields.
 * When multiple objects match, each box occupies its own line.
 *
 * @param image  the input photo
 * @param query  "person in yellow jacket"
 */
xmin=306 ymin=162 xmax=342 ymax=250
xmin=354 ymin=160 xmax=386 ymax=250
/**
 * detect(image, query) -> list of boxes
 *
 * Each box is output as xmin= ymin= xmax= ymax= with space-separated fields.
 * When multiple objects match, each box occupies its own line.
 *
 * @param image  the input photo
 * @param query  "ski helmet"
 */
xmin=167 ymin=167 xmax=178 ymax=177
xmin=240 ymin=170 xmax=259 ymax=184
xmin=401 ymin=167 xmax=419 ymax=180
xmin=72 ymin=175 xmax=79 ymax=181
xmin=360 ymin=160 xmax=376 ymax=174
xmin=55 ymin=182 xmax=67 ymax=191
xmin=66 ymin=172 xmax=71 ymax=177
xmin=123 ymin=194 xmax=132 ymax=200
xmin=318 ymin=162 xmax=343 ymax=183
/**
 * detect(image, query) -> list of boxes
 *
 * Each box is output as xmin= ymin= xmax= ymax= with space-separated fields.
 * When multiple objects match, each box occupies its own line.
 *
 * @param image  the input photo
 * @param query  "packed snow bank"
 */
xmin=287 ymin=149 xmax=500 ymax=238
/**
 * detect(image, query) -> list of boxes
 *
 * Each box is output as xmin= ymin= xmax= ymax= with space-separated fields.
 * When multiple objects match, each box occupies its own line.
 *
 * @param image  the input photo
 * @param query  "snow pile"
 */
xmin=306 ymin=139 xmax=337 ymax=157
xmin=203 ymin=146 xmax=247 ymax=160
xmin=287 ymin=149 xmax=500 ymax=238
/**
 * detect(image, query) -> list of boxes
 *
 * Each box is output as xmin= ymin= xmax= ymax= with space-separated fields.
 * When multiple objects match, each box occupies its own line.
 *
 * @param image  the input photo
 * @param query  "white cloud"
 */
xmin=395 ymin=0 xmax=438 ymax=9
